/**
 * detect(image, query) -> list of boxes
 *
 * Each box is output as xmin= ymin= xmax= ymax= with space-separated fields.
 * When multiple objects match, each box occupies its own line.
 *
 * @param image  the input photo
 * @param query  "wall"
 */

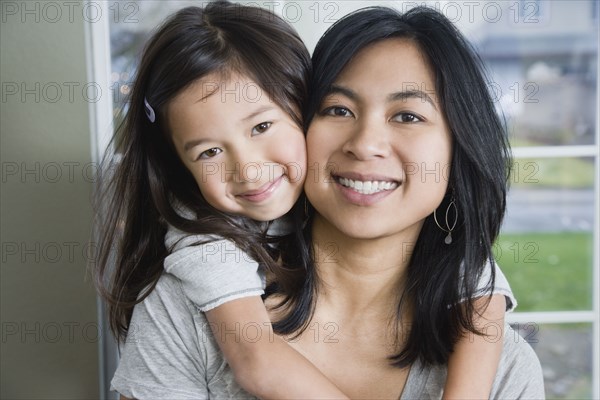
xmin=1 ymin=2 xmax=99 ymax=398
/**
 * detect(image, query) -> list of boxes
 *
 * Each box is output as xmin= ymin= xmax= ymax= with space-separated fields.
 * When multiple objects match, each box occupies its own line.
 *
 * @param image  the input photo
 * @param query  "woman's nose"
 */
xmin=341 ymin=118 xmax=391 ymax=160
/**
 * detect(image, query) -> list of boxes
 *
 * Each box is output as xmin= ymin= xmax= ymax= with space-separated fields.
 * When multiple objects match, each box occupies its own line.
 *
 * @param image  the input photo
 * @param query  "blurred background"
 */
xmin=1 ymin=0 xmax=598 ymax=398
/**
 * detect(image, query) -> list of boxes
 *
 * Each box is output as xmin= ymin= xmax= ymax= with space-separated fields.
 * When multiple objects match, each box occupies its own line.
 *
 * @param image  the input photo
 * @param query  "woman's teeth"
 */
xmin=338 ymin=177 xmax=398 ymax=195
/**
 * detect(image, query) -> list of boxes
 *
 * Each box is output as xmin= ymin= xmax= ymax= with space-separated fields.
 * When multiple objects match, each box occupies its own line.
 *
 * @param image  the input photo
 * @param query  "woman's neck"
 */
xmin=281 ymin=214 xmax=414 ymax=400
xmin=310 ymin=214 xmax=420 ymax=319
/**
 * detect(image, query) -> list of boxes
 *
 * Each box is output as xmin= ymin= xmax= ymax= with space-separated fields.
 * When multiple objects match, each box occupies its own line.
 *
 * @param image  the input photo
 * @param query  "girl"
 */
xmin=96 ymin=2 xmax=520 ymax=398
xmin=97 ymin=2 xmax=347 ymax=398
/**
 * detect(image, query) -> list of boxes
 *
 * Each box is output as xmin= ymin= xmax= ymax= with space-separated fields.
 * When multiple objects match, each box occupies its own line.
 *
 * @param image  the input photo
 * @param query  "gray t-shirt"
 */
xmin=111 ymin=273 xmax=544 ymax=399
xmin=162 ymin=215 xmax=291 ymax=312
xmin=163 ymin=221 xmax=518 ymax=313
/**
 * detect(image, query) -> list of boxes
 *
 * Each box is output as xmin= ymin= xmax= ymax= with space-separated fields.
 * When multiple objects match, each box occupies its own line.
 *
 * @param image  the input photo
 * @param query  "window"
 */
xmin=90 ymin=1 xmax=599 ymax=398
xmin=519 ymin=0 xmax=542 ymax=19
xmin=447 ymin=3 xmax=598 ymax=397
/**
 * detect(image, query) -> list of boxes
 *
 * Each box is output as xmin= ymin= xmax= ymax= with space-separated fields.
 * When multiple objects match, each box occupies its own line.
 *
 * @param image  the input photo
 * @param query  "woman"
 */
xmin=271 ymin=5 xmax=544 ymax=398
xmin=112 ymin=5 xmax=544 ymax=399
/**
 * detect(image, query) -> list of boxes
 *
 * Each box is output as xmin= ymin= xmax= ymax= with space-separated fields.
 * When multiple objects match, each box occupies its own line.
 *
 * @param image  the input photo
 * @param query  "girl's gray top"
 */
xmin=162 ymin=221 xmax=518 ymax=313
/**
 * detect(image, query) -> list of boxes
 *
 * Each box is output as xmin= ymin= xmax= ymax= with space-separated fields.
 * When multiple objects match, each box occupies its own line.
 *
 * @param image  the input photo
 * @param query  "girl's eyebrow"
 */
xmin=183 ymin=138 xmax=208 ymax=152
xmin=242 ymin=105 xmax=275 ymax=122
xmin=327 ymin=84 xmax=437 ymax=110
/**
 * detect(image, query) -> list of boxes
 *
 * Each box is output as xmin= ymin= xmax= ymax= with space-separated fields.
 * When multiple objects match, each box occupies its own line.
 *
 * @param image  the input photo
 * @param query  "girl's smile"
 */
xmin=235 ymin=174 xmax=285 ymax=203
xmin=168 ymin=73 xmax=307 ymax=221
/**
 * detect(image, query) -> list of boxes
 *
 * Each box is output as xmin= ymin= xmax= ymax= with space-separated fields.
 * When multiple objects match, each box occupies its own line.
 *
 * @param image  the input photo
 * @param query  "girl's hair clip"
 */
xmin=144 ymin=97 xmax=156 ymax=123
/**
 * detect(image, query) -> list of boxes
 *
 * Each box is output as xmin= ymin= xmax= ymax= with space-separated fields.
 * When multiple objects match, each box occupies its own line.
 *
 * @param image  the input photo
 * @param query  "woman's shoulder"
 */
xmin=112 ymin=272 xmax=255 ymax=399
xmin=139 ymin=271 xmax=199 ymax=316
xmin=402 ymin=324 xmax=544 ymax=399
xmin=491 ymin=324 xmax=545 ymax=397
xmin=125 ymin=273 xmax=210 ymax=367
xmin=111 ymin=273 xmax=206 ymax=397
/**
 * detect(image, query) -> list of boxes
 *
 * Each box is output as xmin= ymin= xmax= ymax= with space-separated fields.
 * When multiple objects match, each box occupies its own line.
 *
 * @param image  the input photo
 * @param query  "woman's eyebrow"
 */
xmin=327 ymin=85 xmax=357 ymax=100
xmin=388 ymin=90 xmax=437 ymax=110
xmin=328 ymin=85 xmax=437 ymax=111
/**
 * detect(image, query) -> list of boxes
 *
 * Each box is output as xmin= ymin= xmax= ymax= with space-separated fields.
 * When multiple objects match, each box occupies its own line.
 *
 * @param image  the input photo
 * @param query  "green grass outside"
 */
xmin=494 ymin=232 xmax=594 ymax=311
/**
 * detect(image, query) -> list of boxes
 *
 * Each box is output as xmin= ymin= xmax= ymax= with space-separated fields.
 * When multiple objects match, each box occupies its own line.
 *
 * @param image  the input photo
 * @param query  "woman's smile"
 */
xmin=305 ymin=38 xmax=452 ymax=240
xmin=331 ymin=172 xmax=401 ymax=206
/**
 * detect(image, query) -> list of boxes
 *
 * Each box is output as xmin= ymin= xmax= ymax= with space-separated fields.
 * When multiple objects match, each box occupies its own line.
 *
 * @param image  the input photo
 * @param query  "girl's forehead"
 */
xmin=172 ymin=72 xmax=253 ymax=104
xmin=169 ymin=69 xmax=301 ymax=128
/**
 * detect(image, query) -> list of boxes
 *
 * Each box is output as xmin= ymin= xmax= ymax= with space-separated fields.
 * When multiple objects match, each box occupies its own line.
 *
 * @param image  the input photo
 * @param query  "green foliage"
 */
xmin=494 ymin=232 xmax=593 ymax=311
xmin=511 ymin=158 xmax=595 ymax=189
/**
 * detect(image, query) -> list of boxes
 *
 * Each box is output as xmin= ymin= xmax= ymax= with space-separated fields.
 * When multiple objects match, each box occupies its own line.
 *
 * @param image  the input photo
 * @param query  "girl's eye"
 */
xmin=392 ymin=112 xmax=423 ymax=123
xmin=252 ymin=122 xmax=272 ymax=136
xmin=198 ymin=147 xmax=222 ymax=159
xmin=322 ymin=106 xmax=354 ymax=118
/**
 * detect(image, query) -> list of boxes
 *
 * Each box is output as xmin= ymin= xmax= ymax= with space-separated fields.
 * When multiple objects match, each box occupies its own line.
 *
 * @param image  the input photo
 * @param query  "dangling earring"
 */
xmin=434 ymin=196 xmax=458 ymax=244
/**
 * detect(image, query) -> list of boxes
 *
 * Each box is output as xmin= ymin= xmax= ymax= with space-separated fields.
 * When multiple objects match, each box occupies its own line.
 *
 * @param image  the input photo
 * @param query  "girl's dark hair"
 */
xmin=94 ymin=1 xmax=310 ymax=342
xmin=276 ymin=6 xmax=511 ymax=367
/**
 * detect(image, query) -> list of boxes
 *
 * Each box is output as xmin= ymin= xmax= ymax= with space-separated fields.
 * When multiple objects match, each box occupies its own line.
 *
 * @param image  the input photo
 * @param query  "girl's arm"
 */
xmin=443 ymin=294 xmax=506 ymax=399
xmin=206 ymin=296 xmax=349 ymax=399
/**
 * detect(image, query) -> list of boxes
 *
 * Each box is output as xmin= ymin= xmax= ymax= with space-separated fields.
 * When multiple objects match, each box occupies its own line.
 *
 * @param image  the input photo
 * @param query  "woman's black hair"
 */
xmin=276 ymin=5 xmax=511 ymax=367
xmin=94 ymin=1 xmax=311 ymax=342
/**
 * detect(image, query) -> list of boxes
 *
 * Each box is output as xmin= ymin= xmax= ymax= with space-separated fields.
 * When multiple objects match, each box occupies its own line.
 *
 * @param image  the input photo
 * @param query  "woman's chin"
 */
xmin=315 ymin=214 xmax=388 ymax=241
xmin=312 ymin=210 xmax=425 ymax=248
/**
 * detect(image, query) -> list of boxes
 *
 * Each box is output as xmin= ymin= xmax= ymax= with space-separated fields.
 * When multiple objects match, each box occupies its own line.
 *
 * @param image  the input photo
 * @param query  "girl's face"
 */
xmin=168 ymin=73 xmax=307 ymax=221
xmin=305 ymin=39 xmax=452 ymax=241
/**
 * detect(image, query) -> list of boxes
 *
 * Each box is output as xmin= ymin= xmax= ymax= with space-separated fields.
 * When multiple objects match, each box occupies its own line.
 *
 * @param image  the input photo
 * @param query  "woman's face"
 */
xmin=305 ymin=38 xmax=452 ymax=241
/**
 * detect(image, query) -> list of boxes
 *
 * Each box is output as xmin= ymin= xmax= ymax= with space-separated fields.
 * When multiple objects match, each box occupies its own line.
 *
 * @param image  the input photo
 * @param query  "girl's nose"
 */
xmin=227 ymin=149 xmax=264 ymax=184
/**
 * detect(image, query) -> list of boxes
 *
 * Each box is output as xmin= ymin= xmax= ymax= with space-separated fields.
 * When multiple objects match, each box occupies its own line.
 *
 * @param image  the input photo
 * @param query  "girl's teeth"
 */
xmin=338 ymin=177 xmax=398 ymax=194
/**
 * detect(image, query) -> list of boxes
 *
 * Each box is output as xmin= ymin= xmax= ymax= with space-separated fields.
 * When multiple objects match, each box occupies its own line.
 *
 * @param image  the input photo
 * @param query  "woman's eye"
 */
xmin=198 ymin=147 xmax=222 ymax=159
xmin=322 ymin=106 xmax=353 ymax=118
xmin=252 ymin=122 xmax=272 ymax=136
xmin=393 ymin=112 xmax=423 ymax=123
